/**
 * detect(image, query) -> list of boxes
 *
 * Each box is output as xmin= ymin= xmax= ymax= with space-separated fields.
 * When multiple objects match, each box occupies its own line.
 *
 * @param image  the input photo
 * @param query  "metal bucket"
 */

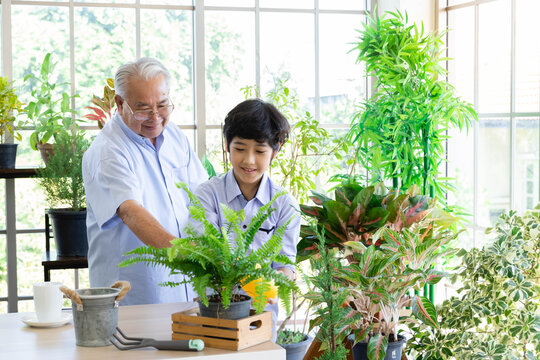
xmin=61 ymin=281 xmax=130 ymax=347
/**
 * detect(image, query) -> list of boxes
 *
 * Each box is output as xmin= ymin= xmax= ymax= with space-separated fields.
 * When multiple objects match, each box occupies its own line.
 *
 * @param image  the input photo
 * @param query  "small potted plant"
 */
xmin=120 ymin=183 xmax=298 ymax=319
xmin=24 ymin=53 xmax=80 ymax=163
xmin=0 ymin=76 xmax=25 ymax=168
xmin=36 ymin=126 xmax=91 ymax=256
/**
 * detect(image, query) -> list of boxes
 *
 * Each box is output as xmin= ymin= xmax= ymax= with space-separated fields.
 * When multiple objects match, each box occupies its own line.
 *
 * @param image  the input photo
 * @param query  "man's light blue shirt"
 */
xmin=82 ymin=112 xmax=208 ymax=305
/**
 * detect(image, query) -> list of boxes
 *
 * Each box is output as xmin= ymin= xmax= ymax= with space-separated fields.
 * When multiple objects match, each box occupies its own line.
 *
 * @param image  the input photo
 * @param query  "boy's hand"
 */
xmin=266 ymin=267 xmax=295 ymax=304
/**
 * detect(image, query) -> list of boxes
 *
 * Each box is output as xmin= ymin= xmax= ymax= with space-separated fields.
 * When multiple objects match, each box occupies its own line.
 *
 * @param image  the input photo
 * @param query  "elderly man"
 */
xmin=82 ymin=57 xmax=207 ymax=305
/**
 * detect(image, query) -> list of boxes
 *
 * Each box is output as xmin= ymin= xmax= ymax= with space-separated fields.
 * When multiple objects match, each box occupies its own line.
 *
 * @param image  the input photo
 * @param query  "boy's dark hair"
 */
xmin=223 ymin=99 xmax=290 ymax=152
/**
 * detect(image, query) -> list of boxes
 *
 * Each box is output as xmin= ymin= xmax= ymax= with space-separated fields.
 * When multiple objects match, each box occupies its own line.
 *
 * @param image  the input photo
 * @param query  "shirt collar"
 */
xmin=113 ymin=111 xmax=164 ymax=148
xmin=225 ymin=170 xmax=271 ymax=205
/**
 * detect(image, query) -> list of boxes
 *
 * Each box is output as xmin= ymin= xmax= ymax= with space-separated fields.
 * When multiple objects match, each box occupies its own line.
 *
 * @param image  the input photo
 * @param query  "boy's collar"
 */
xmin=225 ymin=170 xmax=270 ymax=204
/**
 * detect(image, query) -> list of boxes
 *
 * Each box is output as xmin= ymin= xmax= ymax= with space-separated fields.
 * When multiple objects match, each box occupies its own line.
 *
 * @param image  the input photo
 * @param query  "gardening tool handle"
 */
xmin=59 ymin=285 xmax=82 ymax=306
xmin=111 ymin=281 xmax=131 ymax=301
xmin=151 ymin=339 xmax=204 ymax=351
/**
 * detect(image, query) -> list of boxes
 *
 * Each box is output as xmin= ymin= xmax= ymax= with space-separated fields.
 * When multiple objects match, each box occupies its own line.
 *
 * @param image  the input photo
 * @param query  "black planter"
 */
xmin=197 ymin=295 xmax=252 ymax=320
xmin=280 ymin=334 xmax=313 ymax=360
xmin=48 ymin=208 xmax=88 ymax=257
xmin=349 ymin=334 xmax=406 ymax=360
xmin=0 ymin=143 xmax=18 ymax=169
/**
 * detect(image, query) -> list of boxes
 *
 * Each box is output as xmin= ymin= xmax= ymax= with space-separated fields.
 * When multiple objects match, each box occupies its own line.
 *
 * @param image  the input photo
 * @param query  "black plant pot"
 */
xmin=280 ymin=334 xmax=313 ymax=360
xmin=349 ymin=334 xmax=406 ymax=360
xmin=197 ymin=295 xmax=252 ymax=320
xmin=0 ymin=143 xmax=18 ymax=169
xmin=48 ymin=208 xmax=88 ymax=257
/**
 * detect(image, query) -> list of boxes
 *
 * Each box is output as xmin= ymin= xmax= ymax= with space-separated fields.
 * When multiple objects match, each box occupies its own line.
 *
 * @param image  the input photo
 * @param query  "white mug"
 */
xmin=33 ymin=282 xmax=63 ymax=322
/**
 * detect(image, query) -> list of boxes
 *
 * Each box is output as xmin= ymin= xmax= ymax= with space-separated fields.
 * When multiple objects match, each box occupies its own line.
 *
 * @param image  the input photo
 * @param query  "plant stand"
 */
xmin=171 ymin=308 xmax=272 ymax=351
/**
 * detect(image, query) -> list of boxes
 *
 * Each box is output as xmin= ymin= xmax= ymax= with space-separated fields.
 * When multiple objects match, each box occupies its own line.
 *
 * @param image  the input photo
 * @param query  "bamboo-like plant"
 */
xmin=349 ymin=10 xmax=477 ymax=203
xmin=119 ymin=183 xmax=298 ymax=313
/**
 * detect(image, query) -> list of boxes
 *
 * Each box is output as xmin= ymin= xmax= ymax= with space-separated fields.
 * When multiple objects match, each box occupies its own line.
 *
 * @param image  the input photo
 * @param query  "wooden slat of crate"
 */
xmin=171 ymin=310 xmax=272 ymax=351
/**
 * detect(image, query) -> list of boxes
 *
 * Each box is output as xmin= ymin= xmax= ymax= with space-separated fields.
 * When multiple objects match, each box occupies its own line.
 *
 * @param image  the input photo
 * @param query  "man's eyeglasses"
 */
xmin=123 ymin=99 xmax=175 ymax=121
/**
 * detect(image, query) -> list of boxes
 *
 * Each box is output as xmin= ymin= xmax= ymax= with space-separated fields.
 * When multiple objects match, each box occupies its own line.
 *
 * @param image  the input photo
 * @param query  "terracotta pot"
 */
xmin=37 ymin=143 xmax=55 ymax=164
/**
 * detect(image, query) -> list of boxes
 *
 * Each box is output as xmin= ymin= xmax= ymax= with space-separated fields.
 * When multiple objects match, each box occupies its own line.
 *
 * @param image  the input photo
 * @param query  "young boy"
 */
xmin=194 ymin=98 xmax=300 ymax=334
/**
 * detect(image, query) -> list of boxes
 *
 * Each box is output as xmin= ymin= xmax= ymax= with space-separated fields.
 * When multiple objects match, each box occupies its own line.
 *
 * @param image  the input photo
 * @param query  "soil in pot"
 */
xmin=197 ymin=294 xmax=252 ymax=320
xmin=277 ymin=330 xmax=313 ymax=360
xmin=349 ymin=334 xmax=406 ymax=360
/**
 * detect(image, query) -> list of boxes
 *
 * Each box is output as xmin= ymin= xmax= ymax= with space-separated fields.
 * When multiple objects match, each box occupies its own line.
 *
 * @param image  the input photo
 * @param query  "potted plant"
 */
xmin=36 ymin=127 xmax=90 ymax=256
xmin=341 ymin=220 xmax=460 ymax=360
xmin=302 ymin=230 xmax=361 ymax=360
xmin=0 ymin=76 xmax=25 ymax=168
xmin=407 ymin=206 xmax=540 ymax=360
xmin=120 ymin=183 xmax=298 ymax=319
xmin=24 ymin=53 xmax=79 ymax=163
xmin=83 ymin=78 xmax=115 ymax=129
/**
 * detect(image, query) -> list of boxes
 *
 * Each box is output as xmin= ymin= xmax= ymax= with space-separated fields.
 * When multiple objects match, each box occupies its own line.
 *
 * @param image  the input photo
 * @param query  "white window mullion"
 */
xmin=509 ymin=0 xmax=516 ymax=209
xmin=255 ymin=0 xmax=261 ymax=92
xmin=473 ymin=1 xmax=480 ymax=247
xmin=194 ymin=0 xmax=206 ymax=158
xmin=136 ymin=0 xmax=141 ymax=58
xmin=314 ymin=0 xmax=320 ymax=121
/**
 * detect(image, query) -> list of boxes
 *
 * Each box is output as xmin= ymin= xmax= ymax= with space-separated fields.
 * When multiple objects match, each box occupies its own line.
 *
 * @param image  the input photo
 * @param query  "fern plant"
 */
xmin=119 ymin=183 xmax=298 ymax=313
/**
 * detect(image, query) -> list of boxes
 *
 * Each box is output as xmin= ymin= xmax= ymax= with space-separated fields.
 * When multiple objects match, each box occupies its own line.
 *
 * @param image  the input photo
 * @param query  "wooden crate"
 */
xmin=171 ymin=309 xmax=273 ymax=351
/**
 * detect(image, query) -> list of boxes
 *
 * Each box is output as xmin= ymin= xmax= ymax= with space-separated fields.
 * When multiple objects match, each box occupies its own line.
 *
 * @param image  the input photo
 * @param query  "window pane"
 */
xmin=75 ymin=0 xmax=134 ymax=3
xmin=204 ymin=0 xmax=253 ymax=6
xmin=447 ymin=127 xmax=474 ymax=217
xmin=260 ymin=12 xmax=314 ymax=112
xmin=478 ymin=118 xmax=510 ymax=227
xmin=205 ymin=128 xmax=227 ymax=175
xmin=319 ymin=13 xmax=365 ymax=124
xmin=205 ymin=11 xmax=255 ymax=125
xmin=515 ymin=0 xmax=540 ymax=113
xmin=16 ymin=179 xmax=47 ymax=230
xmin=141 ymin=0 xmax=192 ymax=5
xmin=12 ymin=5 xmax=70 ymax=106
xmin=515 ymin=117 xmax=539 ymax=212
xmin=259 ymin=0 xmax=313 ymax=9
xmin=447 ymin=6 xmax=474 ymax=105
xmin=141 ymin=9 xmax=194 ymax=126
xmin=75 ymin=7 xmax=135 ymax=114
xmin=319 ymin=0 xmax=365 ymax=11
xmin=478 ymin=0 xmax=511 ymax=113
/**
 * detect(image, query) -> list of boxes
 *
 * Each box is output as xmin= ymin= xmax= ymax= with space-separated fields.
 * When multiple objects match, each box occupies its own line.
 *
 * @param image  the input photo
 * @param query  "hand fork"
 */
xmin=110 ymin=327 xmax=204 ymax=351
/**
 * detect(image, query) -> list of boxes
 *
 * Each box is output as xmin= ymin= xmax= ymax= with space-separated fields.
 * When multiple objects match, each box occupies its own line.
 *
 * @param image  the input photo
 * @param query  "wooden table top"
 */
xmin=0 ymin=302 xmax=285 ymax=360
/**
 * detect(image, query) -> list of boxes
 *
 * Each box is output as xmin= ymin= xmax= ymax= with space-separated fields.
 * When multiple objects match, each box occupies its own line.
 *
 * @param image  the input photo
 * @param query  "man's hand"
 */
xmin=117 ymin=200 xmax=175 ymax=248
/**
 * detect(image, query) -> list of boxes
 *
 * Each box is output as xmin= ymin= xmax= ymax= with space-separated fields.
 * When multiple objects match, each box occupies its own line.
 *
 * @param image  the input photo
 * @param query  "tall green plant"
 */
xmin=349 ymin=10 xmax=477 ymax=202
xmin=120 ymin=183 xmax=298 ymax=313
xmin=304 ymin=231 xmax=360 ymax=360
xmin=408 ymin=206 xmax=540 ymax=360
xmin=36 ymin=128 xmax=90 ymax=211
xmin=24 ymin=53 xmax=79 ymax=150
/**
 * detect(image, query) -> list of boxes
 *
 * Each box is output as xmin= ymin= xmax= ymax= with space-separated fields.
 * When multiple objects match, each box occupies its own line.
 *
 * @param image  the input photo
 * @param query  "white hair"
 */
xmin=114 ymin=57 xmax=171 ymax=98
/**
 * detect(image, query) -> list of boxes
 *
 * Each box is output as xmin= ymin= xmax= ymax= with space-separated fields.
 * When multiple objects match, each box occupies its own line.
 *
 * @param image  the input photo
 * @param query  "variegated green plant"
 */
xmin=341 ymin=221 xmax=460 ymax=360
xmin=407 ymin=206 xmax=540 ymax=360
xmin=119 ymin=183 xmax=298 ymax=313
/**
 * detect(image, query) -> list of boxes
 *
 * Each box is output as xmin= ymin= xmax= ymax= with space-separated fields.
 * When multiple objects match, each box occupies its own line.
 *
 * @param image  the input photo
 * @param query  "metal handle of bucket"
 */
xmin=60 ymin=285 xmax=83 ymax=311
xmin=111 ymin=281 xmax=131 ymax=303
